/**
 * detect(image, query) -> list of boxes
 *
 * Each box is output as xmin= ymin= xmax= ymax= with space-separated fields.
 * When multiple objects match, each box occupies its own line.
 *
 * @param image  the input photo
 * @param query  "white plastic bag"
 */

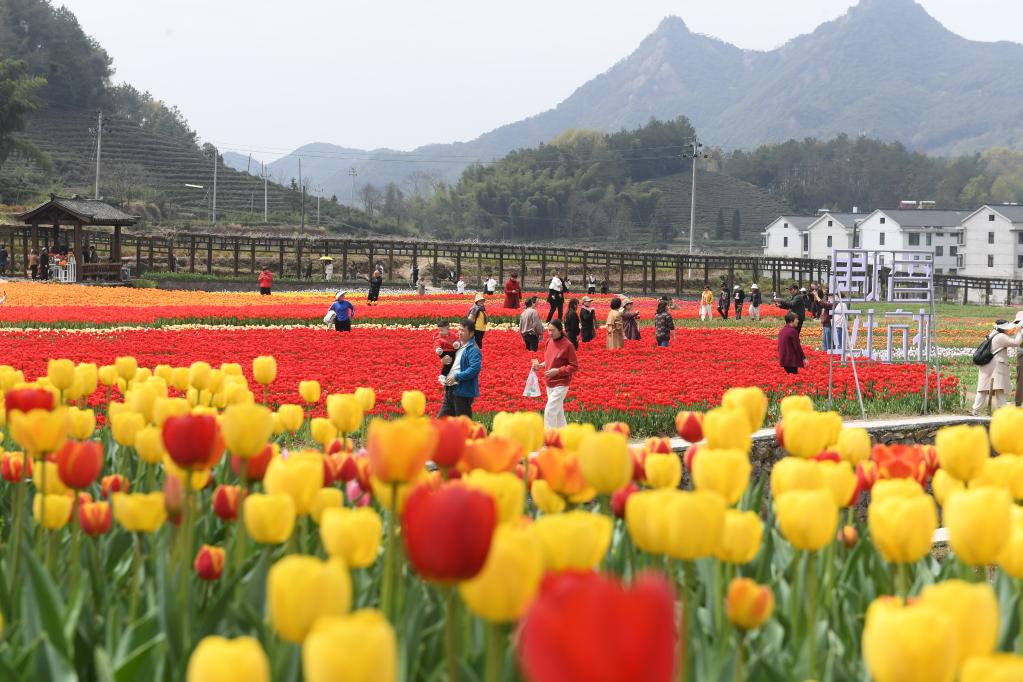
xmin=523 ymin=368 xmax=541 ymax=398
xmin=323 ymin=309 xmax=336 ymax=324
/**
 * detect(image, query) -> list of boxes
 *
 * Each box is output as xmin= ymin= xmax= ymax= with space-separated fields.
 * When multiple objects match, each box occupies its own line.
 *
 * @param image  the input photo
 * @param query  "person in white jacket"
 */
xmin=973 ymin=317 xmax=1023 ymax=415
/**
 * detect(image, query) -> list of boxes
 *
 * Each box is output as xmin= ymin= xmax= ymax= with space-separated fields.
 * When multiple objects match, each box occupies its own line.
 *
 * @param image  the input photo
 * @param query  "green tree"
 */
xmin=0 ymin=58 xmax=48 ymax=168
xmin=731 ymin=209 xmax=742 ymax=240
xmin=715 ymin=208 xmax=725 ymax=239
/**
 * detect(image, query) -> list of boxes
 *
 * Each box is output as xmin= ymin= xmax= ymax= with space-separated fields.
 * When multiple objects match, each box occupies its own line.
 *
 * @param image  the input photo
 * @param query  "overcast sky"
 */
xmin=59 ymin=0 xmax=1023 ymax=160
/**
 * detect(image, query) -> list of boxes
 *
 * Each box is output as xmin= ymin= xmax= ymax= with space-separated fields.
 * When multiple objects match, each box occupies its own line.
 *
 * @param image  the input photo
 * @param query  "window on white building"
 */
xmin=783 ymin=236 xmax=788 ymax=247
xmin=988 ymin=255 xmax=995 ymax=267
xmin=937 ymin=232 xmax=945 ymax=237
xmin=989 ymin=232 xmax=995 ymax=244
xmin=880 ymin=233 xmax=886 ymax=245
xmin=827 ymin=236 xmax=833 ymax=247
xmin=990 ymin=214 xmax=996 ymax=222
xmin=827 ymin=220 xmax=833 ymax=227
xmin=926 ymin=234 xmax=932 ymax=247
xmin=783 ymin=223 xmax=788 ymax=228
xmin=908 ymin=234 xmax=920 ymax=246
xmin=950 ymin=268 xmax=957 ymax=274
xmin=853 ymin=234 xmax=860 ymax=248
xmin=935 ymin=246 xmax=943 ymax=256
xmin=936 ymin=268 xmax=943 ymax=274
xmin=1017 ymin=232 xmax=1023 ymax=245
xmin=802 ymin=235 xmax=808 ymax=252
xmin=950 ymin=246 xmax=958 ymax=256
xmin=880 ymin=217 xmax=886 ymax=224
xmin=1018 ymin=255 xmax=1023 ymax=269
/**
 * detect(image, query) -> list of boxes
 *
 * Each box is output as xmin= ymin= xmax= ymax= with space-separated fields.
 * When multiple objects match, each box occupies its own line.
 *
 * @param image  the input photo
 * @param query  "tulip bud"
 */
xmin=532 ymin=510 xmax=612 ymax=571
xmin=460 ymin=525 xmax=544 ymax=623
xmin=674 ymin=411 xmax=704 ymax=443
xmin=320 ymin=507 xmax=383 ymax=568
xmin=602 ymin=421 xmax=630 ymax=439
xmin=401 ymin=390 xmax=427 ymax=418
xmin=67 ymin=407 xmax=96 ymax=440
xmin=268 ymin=555 xmax=352 ymax=643
xmin=577 ymin=432 xmax=631 ymax=495
xmin=97 ymin=365 xmax=118 ymax=388
xmin=114 ymin=356 xmax=138 ymax=382
xmin=110 ymin=411 xmax=145 ymax=448
xmin=231 ymin=443 xmax=275 ymax=483
xmin=838 ymin=524 xmax=859 ymax=548
xmin=33 ymin=492 xmax=73 ymax=529
xmin=935 ymin=424 xmax=989 ymax=482
xmin=353 ymin=386 xmax=376 ymax=412
xmin=251 ymin=356 xmax=277 ymax=386
xmin=367 ymin=417 xmax=438 ymax=484
xmin=834 ymin=428 xmax=871 ymax=465
xmin=79 ymin=500 xmax=112 ymax=536
xmin=194 ymin=544 xmax=226 ymax=581
xmin=101 ymin=473 xmax=129 ymax=498
xmin=1 ymin=451 xmax=31 ymax=482
xmin=222 ymin=404 xmax=274 ymax=459
xmin=187 ymin=636 xmax=270 ymax=682
xmin=5 ymin=387 xmax=55 ymax=413
xmin=163 ymin=475 xmax=185 ymax=522
xmin=784 ymin=410 xmax=843 ymax=458
xmin=433 ymin=418 xmax=468 ymax=469
xmin=611 ymin=482 xmax=639 ymax=519
xmin=869 ymin=494 xmax=937 ymax=564
xmin=725 ymin=577 xmax=774 ymax=630
xmin=945 ymin=487 xmax=1012 ymax=567
xmin=302 ymin=610 xmax=395 ymax=682
xmin=644 ymin=453 xmax=682 ymax=490
xmin=530 ymin=479 xmax=567 ymax=514
xmin=775 ymin=489 xmax=839 ymax=551
xmin=692 ymin=448 xmax=751 ymax=505
xmin=779 ymin=395 xmax=814 ymax=420
xmin=918 ymin=580 xmax=999 ymax=668
xmin=715 ymin=509 xmax=763 ymax=564
xmin=299 ymin=380 xmax=321 ymax=405
xmin=721 ymin=386 xmax=768 ymax=432
xmin=55 ymin=440 xmax=103 ymax=489
xmin=990 ymin=404 xmax=1023 ymax=455
xmin=244 ymin=493 xmax=297 ymax=544
xmin=212 ymin=484 xmax=241 ymax=521
xmin=326 ymin=394 xmax=363 ymax=435
xmin=264 ymin=451 xmax=324 ymax=516
xmin=402 ymin=483 xmax=497 ymax=582
xmin=702 ymin=407 xmax=752 ymax=452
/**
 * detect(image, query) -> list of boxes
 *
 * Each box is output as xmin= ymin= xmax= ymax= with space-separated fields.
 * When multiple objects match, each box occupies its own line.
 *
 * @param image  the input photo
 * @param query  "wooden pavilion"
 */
xmin=18 ymin=194 xmax=138 ymax=279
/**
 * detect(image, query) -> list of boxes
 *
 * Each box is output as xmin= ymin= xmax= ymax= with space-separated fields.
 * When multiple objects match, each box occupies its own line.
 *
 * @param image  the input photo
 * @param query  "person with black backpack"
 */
xmin=972 ymin=318 xmax=1023 ymax=416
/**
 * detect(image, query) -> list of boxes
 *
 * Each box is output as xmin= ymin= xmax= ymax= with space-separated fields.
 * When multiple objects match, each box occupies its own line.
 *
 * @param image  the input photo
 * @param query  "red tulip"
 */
xmin=326 ymin=437 xmax=353 ymax=455
xmin=644 ymin=437 xmax=672 ymax=455
xmin=55 ymin=440 xmax=104 ymax=489
xmin=162 ymin=414 xmax=222 ymax=470
xmin=611 ymin=483 xmax=640 ymax=519
xmin=101 ymin=474 xmax=129 ymax=498
xmin=79 ymin=500 xmax=112 ymax=536
xmin=402 ymin=483 xmax=496 ymax=584
xmin=5 ymin=388 xmax=55 ymax=413
xmin=812 ymin=450 xmax=841 ymax=463
xmin=683 ymin=443 xmax=701 ymax=473
xmin=434 ymin=418 xmax=468 ymax=468
xmin=230 ymin=443 xmax=273 ymax=482
xmin=164 ymin=474 xmax=185 ymax=524
xmin=543 ymin=428 xmax=563 ymax=448
xmin=194 ymin=544 xmax=225 ymax=581
xmin=921 ymin=444 xmax=939 ymax=477
xmin=337 ymin=454 xmax=359 ymax=483
xmin=212 ymin=484 xmax=241 ymax=521
xmin=603 ymin=421 xmax=630 ymax=439
xmin=674 ymin=411 xmax=704 ymax=443
xmin=856 ymin=460 xmax=879 ymax=492
xmin=774 ymin=421 xmax=785 ymax=447
xmin=518 ymin=571 xmax=677 ymax=682
xmin=1 ymin=451 xmax=32 ymax=482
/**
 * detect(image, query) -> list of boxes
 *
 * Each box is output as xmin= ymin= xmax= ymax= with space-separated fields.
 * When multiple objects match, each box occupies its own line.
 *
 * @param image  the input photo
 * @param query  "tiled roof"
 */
xmin=877 ymin=209 xmax=970 ymax=228
xmin=19 ymin=195 xmax=138 ymax=225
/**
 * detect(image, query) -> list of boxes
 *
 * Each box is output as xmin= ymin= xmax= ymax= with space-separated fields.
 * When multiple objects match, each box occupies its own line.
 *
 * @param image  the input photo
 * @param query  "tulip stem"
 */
xmin=128 ymin=534 xmax=143 ymax=620
xmin=895 ymin=562 xmax=911 ymax=599
xmin=381 ymin=483 xmax=399 ymax=621
xmin=8 ymin=480 xmax=25 ymax=594
xmin=734 ymin=630 xmax=746 ymax=682
xmin=233 ymin=461 xmax=249 ymax=576
xmin=805 ymin=551 xmax=818 ymax=680
xmin=1018 ymin=579 xmax=1023 ymax=655
xmin=444 ymin=587 xmax=460 ymax=682
xmin=484 ymin=622 xmax=504 ymax=682
xmin=70 ymin=493 xmax=82 ymax=591
xmin=678 ymin=560 xmax=694 ymax=682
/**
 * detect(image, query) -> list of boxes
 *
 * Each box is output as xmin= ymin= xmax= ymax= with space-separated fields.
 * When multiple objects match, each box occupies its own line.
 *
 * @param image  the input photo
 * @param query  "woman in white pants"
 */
xmin=973 ymin=318 xmax=1023 ymax=416
xmin=533 ymin=319 xmax=579 ymax=428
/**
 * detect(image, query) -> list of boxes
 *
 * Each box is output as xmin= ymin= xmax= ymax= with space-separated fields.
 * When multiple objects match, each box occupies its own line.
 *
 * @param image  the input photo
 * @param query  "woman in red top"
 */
xmin=503 ymin=272 xmax=522 ymax=309
xmin=532 ymin=319 xmax=579 ymax=428
xmin=258 ymin=268 xmax=273 ymax=295
xmin=778 ymin=311 xmax=807 ymax=374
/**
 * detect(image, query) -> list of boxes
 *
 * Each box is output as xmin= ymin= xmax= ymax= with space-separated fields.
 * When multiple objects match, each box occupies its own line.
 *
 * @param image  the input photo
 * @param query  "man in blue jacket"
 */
xmin=440 ymin=319 xmax=482 ymax=418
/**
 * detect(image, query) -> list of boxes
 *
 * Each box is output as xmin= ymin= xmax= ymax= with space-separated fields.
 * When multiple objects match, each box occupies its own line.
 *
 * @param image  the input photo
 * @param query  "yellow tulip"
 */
xmin=152 ymin=397 xmax=190 ymax=427
xmin=769 ymin=457 xmax=825 ymax=496
xmin=218 ymin=362 xmax=243 ymax=376
xmin=703 ymin=407 xmax=752 ymax=451
xmin=721 ymin=386 xmax=768 ymax=432
xmin=918 ymin=580 xmax=998 ymax=667
xmin=186 ymin=635 xmax=270 ymax=682
xmin=862 ymin=597 xmax=957 ymax=682
xmin=112 ymin=492 xmax=167 ymax=532
xmin=935 ymin=424 xmax=989 ymax=482
xmin=532 ymin=510 xmax=612 ymax=571
xmin=644 ymin=453 xmax=681 ymax=489
xmin=991 ymin=404 xmax=1023 ymax=455
xmin=779 ymin=395 xmax=814 ymax=420
xmin=47 ymin=358 xmax=75 ymax=391
xmin=320 ymin=507 xmax=383 ymax=568
xmin=775 ymin=489 xmax=838 ymax=551
xmin=369 ymin=475 xmax=424 ymax=515
xmin=715 ymin=509 xmax=763 ymax=564
xmin=134 ymin=425 xmax=168 ymax=464
xmin=171 ymin=367 xmax=190 ymax=392
xmin=529 ymin=479 xmax=566 ymax=514
xmin=244 ymin=493 xmax=296 ymax=544
xmin=960 ymin=655 xmax=1023 ymax=682
xmin=972 ymin=454 xmax=1023 ymax=500
xmin=34 ymin=461 xmax=68 ymax=495
xmin=252 ymin=356 xmax=277 ymax=386
xmin=626 ymin=488 xmax=676 ymax=556
xmin=10 ymin=408 xmax=69 ymax=455
xmin=725 ymin=577 xmax=774 ymax=630
xmin=75 ymin=362 xmax=98 ymax=396
xmin=692 ymin=448 xmax=751 ymax=505
xmin=871 ymin=478 xmax=924 ymax=503
xmin=463 ymin=470 xmax=525 ymax=524
xmin=353 ymin=386 xmax=376 ymax=412
xmin=0 ymin=367 xmax=24 ymax=391
xmin=492 ymin=411 xmax=545 ymax=453
xmin=114 ymin=356 xmax=138 ymax=382
xmin=268 ymin=555 xmax=351 ymax=643
xmin=222 ymin=403 xmax=274 ymax=458
xmin=666 ymin=489 xmax=726 ymax=560
xmin=577 ymin=431 xmax=631 ymax=495
xmin=366 ymin=417 xmax=437 ymax=484
xmin=868 ymin=495 xmax=937 ymax=563
xmin=817 ymin=460 xmax=857 ymax=507
xmin=400 ymin=390 xmax=427 ymax=418
xmin=310 ymin=487 xmax=343 ymax=524
xmin=124 ymin=385 xmax=157 ymax=424
xmin=163 ymin=455 xmax=211 ymax=491
xmin=68 ymin=406 xmax=95 ymax=440
xmin=32 ymin=493 xmax=72 ymax=529
xmin=154 ymin=364 xmax=175 ymax=384
xmin=460 ymin=525 xmax=543 ymax=622
xmin=310 ymin=417 xmax=338 ymax=449
xmin=945 ymin=486 xmax=1012 ymax=566
xmin=299 ymin=380 xmax=321 ymax=404
xmin=263 ymin=450 xmax=325 ymax=515
xmin=110 ymin=411 xmax=145 ymax=448
xmin=999 ymin=528 xmax=1023 ymax=578
xmin=833 ymin=428 xmax=871 ymax=465
xmin=277 ymin=404 xmax=305 ymax=433
xmin=302 ymin=610 xmax=395 ymax=682
xmin=783 ymin=410 xmax=842 ymax=458
xmin=187 ymin=361 xmax=211 ymax=391
xmin=98 ymin=364 xmax=119 ymax=388
xmin=558 ymin=422 xmax=596 ymax=452
xmin=327 ymin=394 xmax=363 ymax=435
xmin=931 ymin=468 xmax=965 ymax=507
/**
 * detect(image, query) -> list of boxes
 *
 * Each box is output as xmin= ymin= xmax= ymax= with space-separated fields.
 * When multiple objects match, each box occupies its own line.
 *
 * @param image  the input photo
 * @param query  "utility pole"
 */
xmin=212 ymin=149 xmax=218 ymax=224
xmin=685 ymin=140 xmax=705 ymax=279
xmin=299 ymin=158 xmax=305 ymax=234
xmin=262 ymin=161 xmax=268 ymax=222
xmin=94 ymin=111 xmax=102 ymax=199
xmin=349 ymin=167 xmax=358 ymax=206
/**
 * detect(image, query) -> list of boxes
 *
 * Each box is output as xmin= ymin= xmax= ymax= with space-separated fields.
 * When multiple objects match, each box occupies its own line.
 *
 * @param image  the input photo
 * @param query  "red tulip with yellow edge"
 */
xmin=194 ymin=544 xmax=225 ymax=581
xmin=402 ymin=482 xmax=496 ymax=583
xmin=230 ymin=443 xmax=275 ymax=483
xmin=186 ymin=635 xmax=270 ymax=682
xmin=78 ymin=500 xmax=112 ymax=536
xmin=1 ymin=451 xmax=31 ymax=482
xmin=602 ymin=421 xmax=630 ymax=439
xmin=101 ymin=474 xmax=129 ymax=498
xmin=726 ymin=577 xmax=774 ymax=629
xmin=671 ymin=410 xmax=702 ymax=445
xmin=302 ymin=610 xmax=396 ymax=682
xmin=212 ymin=484 xmax=241 ymax=521
xmin=543 ymin=428 xmax=563 ymax=448
xmin=55 ymin=440 xmax=103 ymax=490
xmin=460 ymin=435 xmax=523 ymax=473
xmin=367 ymin=416 xmax=438 ymax=483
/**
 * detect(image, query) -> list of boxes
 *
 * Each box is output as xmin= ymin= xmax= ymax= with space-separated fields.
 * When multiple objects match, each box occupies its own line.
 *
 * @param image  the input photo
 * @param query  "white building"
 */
xmin=761 ymin=216 xmax=816 ymax=258
xmin=960 ymin=205 xmax=1023 ymax=278
xmin=855 ymin=209 xmax=970 ymax=274
xmin=806 ymin=212 xmax=868 ymax=259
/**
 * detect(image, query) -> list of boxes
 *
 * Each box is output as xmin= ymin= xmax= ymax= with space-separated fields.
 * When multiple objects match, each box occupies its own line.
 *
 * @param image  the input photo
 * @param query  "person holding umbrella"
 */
xmin=321 ymin=256 xmax=334 ymax=280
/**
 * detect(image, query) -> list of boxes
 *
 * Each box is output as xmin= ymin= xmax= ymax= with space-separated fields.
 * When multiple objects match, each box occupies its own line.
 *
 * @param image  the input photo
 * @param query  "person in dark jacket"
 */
xmin=368 ymin=267 xmax=383 ymax=305
xmin=774 ymin=285 xmax=806 ymax=332
xmin=748 ymin=284 xmax=763 ymax=321
xmin=579 ymin=296 xmax=596 ymax=343
xmin=733 ymin=285 xmax=745 ymax=320
xmin=778 ymin=312 xmax=807 ymax=374
xmin=564 ymin=298 xmax=581 ymax=349
xmin=717 ymin=286 xmax=730 ymax=320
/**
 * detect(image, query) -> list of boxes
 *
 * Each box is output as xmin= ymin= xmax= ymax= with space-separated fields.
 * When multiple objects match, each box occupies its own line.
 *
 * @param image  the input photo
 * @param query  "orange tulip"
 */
xmin=460 ymin=436 xmax=523 ymax=474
